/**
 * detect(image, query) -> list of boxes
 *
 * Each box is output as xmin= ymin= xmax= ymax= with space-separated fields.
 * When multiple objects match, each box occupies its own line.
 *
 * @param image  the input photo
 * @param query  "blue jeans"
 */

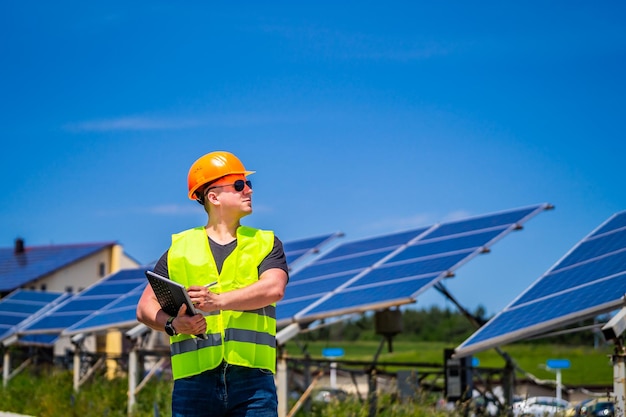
xmin=172 ymin=362 xmax=278 ymax=417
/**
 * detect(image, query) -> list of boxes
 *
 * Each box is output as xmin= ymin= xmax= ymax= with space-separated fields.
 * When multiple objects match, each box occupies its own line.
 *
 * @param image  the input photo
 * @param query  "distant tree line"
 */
xmin=298 ymin=305 xmax=605 ymax=346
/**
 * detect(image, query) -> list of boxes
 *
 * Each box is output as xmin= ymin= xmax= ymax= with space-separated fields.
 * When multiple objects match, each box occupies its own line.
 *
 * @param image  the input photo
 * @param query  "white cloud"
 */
xmin=95 ymin=204 xmax=199 ymax=217
xmin=62 ymin=112 xmax=311 ymax=133
xmin=363 ymin=209 xmax=474 ymax=234
xmin=63 ymin=117 xmax=206 ymax=132
xmin=364 ymin=212 xmax=435 ymax=233
xmin=441 ymin=209 xmax=472 ymax=223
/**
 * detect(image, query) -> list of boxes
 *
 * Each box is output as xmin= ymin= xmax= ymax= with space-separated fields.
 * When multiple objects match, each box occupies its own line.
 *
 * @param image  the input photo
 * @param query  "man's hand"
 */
xmin=172 ymin=303 xmax=207 ymax=335
xmin=187 ymin=285 xmax=220 ymax=313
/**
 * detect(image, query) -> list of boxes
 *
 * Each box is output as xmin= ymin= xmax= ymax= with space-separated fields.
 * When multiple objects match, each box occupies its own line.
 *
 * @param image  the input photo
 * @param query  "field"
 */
xmin=0 ymin=341 xmax=616 ymax=416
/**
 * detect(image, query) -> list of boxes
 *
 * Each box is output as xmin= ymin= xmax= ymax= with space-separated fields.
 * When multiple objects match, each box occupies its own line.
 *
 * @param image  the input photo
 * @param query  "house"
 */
xmin=0 ymin=238 xmax=141 ymax=382
xmin=0 ymin=238 xmax=140 ymax=296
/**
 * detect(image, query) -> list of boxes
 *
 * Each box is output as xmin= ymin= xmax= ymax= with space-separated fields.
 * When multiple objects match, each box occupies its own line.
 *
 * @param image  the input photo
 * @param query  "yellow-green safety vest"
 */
xmin=167 ymin=225 xmax=276 ymax=379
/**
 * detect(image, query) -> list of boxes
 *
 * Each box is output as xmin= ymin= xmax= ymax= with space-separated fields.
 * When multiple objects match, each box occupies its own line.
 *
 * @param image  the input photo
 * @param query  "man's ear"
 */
xmin=206 ymin=190 xmax=220 ymax=205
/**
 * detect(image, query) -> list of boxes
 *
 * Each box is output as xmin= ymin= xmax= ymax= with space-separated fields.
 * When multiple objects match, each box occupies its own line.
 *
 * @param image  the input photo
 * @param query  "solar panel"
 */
xmin=455 ymin=210 xmax=626 ymax=358
xmin=277 ymin=204 xmax=551 ymax=327
xmin=282 ymin=233 xmax=342 ymax=268
xmin=0 ymin=289 xmax=70 ymax=342
xmin=16 ymin=268 xmax=147 ymax=344
xmin=62 ymin=284 xmax=147 ymax=335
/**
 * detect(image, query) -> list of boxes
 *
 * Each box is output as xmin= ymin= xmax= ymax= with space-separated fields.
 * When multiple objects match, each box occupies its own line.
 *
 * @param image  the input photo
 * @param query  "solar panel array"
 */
xmin=277 ymin=204 xmax=551 ymax=327
xmin=0 ymin=290 xmax=70 ymax=342
xmin=17 ymin=268 xmax=148 ymax=344
xmin=6 ymin=234 xmax=339 ymax=342
xmin=283 ymin=233 xmax=342 ymax=268
xmin=455 ymin=210 xmax=626 ymax=358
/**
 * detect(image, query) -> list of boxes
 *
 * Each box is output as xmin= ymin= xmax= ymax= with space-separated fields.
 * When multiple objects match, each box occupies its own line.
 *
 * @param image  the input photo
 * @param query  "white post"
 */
xmin=330 ymin=362 xmax=337 ymax=389
xmin=546 ymin=359 xmax=569 ymax=403
xmin=3 ymin=350 xmax=10 ymax=388
xmin=555 ymin=369 xmax=562 ymax=401
xmin=128 ymin=347 xmax=137 ymax=415
xmin=277 ymin=354 xmax=288 ymax=417
xmin=613 ymin=352 xmax=626 ymax=417
xmin=73 ymin=348 xmax=80 ymax=392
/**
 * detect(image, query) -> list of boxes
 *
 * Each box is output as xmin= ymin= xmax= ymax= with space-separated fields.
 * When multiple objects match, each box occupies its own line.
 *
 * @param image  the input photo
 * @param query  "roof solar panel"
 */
xmin=0 ymin=242 xmax=115 ymax=291
xmin=277 ymin=204 xmax=551 ymax=326
xmin=455 ymin=210 xmax=626 ymax=358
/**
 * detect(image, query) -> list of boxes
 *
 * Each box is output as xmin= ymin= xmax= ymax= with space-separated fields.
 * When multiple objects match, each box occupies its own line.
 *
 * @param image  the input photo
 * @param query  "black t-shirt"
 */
xmin=153 ymin=235 xmax=289 ymax=281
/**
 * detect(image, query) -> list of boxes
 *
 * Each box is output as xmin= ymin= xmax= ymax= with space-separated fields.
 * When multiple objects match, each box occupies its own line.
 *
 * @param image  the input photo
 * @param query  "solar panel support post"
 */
xmin=2 ymin=349 xmax=9 ymax=388
xmin=70 ymin=333 xmax=86 ymax=393
xmin=73 ymin=341 xmax=81 ymax=392
xmin=610 ymin=349 xmax=626 ymax=417
xmin=2 ymin=350 xmax=31 ymax=389
xmin=364 ymin=337 xmax=389 ymax=417
xmin=602 ymin=307 xmax=626 ymax=417
xmin=128 ymin=345 xmax=138 ymax=416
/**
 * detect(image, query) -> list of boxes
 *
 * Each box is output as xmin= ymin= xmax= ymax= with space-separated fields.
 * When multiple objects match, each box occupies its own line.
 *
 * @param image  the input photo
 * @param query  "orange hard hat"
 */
xmin=187 ymin=151 xmax=255 ymax=200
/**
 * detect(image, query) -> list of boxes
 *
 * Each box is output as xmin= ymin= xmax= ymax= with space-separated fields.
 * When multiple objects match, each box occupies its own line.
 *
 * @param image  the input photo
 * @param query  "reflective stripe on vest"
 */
xmin=167 ymin=225 xmax=275 ymax=379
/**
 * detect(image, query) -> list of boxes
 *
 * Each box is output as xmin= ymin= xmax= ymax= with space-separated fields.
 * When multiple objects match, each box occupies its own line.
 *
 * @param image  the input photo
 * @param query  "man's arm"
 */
xmin=188 ymin=267 xmax=288 ymax=313
xmin=136 ymin=283 xmax=208 ymax=336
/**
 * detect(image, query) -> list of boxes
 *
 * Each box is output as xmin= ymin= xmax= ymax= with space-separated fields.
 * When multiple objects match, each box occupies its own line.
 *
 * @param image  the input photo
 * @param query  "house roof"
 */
xmin=0 ymin=241 xmax=117 ymax=292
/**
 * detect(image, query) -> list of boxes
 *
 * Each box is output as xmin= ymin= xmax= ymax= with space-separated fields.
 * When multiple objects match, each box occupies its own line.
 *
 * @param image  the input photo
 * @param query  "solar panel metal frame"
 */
xmin=277 ymin=203 xmax=552 ymax=328
xmin=455 ymin=210 xmax=626 ymax=358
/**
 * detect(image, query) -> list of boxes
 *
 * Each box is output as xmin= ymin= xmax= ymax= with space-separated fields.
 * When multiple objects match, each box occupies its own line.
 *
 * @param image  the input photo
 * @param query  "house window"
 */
xmin=99 ymin=262 xmax=106 ymax=277
xmin=40 ymin=284 xmax=47 ymax=291
xmin=65 ymin=286 xmax=73 ymax=293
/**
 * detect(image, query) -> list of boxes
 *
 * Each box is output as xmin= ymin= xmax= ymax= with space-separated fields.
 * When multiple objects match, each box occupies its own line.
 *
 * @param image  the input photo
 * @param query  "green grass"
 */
xmin=284 ymin=340 xmax=615 ymax=386
xmin=0 ymin=369 xmax=171 ymax=417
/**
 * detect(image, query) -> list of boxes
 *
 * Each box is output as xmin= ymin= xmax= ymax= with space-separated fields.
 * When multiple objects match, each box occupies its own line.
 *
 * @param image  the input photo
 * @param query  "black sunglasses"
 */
xmin=207 ymin=179 xmax=252 ymax=193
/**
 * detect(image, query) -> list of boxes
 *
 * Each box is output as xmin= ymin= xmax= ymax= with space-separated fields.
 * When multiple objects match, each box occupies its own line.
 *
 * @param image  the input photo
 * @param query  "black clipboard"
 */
xmin=145 ymin=270 xmax=208 ymax=339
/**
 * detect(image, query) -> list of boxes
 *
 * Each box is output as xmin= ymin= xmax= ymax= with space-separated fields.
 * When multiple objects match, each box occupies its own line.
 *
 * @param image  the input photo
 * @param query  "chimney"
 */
xmin=14 ymin=238 xmax=25 ymax=254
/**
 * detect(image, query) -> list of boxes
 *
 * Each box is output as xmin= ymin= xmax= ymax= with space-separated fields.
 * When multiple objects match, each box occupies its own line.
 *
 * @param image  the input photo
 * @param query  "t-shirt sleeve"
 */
xmin=259 ymin=236 xmax=289 ymax=281
xmin=153 ymin=251 xmax=169 ymax=278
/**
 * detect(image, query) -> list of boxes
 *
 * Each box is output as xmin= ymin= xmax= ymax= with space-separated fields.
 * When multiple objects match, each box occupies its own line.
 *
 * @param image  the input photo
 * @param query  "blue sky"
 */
xmin=1 ymin=1 xmax=625 ymax=316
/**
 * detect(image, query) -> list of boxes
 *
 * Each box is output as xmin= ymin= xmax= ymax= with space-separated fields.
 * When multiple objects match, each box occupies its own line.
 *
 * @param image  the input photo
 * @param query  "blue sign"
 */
xmin=322 ymin=347 xmax=345 ymax=358
xmin=546 ymin=359 xmax=570 ymax=369
xmin=472 ymin=357 xmax=480 ymax=367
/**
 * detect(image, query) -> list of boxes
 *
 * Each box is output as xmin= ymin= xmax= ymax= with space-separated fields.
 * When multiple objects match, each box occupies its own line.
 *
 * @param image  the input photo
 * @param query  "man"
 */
xmin=137 ymin=151 xmax=289 ymax=417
